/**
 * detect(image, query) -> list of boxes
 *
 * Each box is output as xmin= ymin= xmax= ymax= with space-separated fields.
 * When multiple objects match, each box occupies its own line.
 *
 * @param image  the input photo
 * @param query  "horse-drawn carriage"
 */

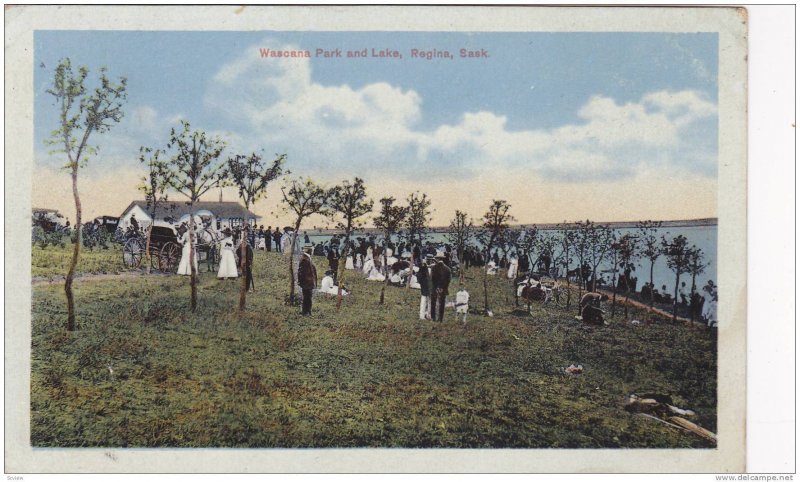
xmin=121 ymin=222 xmax=182 ymax=272
xmin=121 ymin=221 xmax=223 ymax=273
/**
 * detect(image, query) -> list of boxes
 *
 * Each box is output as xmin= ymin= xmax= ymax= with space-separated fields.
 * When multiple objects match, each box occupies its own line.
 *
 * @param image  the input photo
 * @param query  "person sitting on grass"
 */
xmin=579 ymin=292 xmax=608 ymax=325
xmin=455 ymin=285 xmax=470 ymax=325
xmin=319 ymin=270 xmax=348 ymax=296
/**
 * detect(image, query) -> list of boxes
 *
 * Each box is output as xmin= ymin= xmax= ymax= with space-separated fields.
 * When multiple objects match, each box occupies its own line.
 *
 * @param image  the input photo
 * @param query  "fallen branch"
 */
xmin=668 ymin=416 xmax=717 ymax=443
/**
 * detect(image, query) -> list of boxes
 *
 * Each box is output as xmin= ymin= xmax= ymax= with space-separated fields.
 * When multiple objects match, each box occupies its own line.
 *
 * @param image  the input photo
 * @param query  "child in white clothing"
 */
xmin=455 ymin=285 xmax=470 ymax=324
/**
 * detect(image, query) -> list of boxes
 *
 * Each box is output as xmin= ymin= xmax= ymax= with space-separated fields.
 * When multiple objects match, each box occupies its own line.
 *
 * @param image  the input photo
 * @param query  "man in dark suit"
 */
xmin=273 ymin=228 xmax=282 ymax=252
xmin=327 ymin=242 xmax=340 ymax=284
xmin=298 ymin=245 xmax=317 ymax=315
xmin=265 ymin=226 xmax=273 ymax=252
xmin=430 ymin=255 xmax=452 ymax=322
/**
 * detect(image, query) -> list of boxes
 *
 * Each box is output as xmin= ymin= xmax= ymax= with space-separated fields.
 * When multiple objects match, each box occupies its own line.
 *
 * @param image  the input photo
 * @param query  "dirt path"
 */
xmin=31 ymin=270 xmax=172 ymax=287
xmin=595 ymin=287 xmax=706 ymax=326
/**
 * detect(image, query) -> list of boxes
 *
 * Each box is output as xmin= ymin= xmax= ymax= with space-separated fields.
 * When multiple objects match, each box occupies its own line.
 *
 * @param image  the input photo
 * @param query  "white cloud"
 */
xmin=201 ymin=39 xmax=718 ymax=185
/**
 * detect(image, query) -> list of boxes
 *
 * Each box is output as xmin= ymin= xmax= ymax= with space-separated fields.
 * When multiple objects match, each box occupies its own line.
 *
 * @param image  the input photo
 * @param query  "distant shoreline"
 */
xmin=302 ymin=218 xmax=718 ymax=236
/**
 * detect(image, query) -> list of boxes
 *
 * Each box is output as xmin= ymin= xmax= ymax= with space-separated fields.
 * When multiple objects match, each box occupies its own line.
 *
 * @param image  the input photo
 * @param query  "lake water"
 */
xmin=301 ymin=225 xmax=717 ymax=294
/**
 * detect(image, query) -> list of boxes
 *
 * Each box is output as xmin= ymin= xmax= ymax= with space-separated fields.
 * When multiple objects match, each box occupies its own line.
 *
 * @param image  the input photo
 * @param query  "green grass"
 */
xmin=31 ymin=250 xmax=717 ymax=448
xmin=32 ymin=243 xmax=128 ymax=278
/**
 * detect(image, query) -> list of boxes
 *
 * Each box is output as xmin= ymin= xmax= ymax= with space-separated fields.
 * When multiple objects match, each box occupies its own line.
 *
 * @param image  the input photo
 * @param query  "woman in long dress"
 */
xmin=217 ymin=229 xmax=239 ymax=280
xmin=176 ymin=226 xmax=198 ymax=276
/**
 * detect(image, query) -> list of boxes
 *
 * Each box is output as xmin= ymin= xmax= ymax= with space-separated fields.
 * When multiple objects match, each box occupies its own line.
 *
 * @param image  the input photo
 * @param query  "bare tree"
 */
xmin=280 ymin=177 xmax=330 ymax=304
xmin=475 ymin=200 xmax=515 ymax=313
xmin=45 ymin=58 xmax=127 ymax=331
xmin=137 ymin=146 xmax=174 ymax=274
xmin=329 ymin=178 xmax=374 ymax=309
xmin=446 ymin=210 xmax=473 ymax=282
xmin=581 ymin=220 xmax=614 ymax=292
xmin=373 ymin=197 xmax=408 ymax=305
xmin=227 ymin=152 xmax=286 ymax=311
xmin=661 ymin=234 xmax=692 ymax=322
xmin=637 ymin=220 xmax=663 ymax=308
xmin=163 ymin=120 xmax=228 ymax=312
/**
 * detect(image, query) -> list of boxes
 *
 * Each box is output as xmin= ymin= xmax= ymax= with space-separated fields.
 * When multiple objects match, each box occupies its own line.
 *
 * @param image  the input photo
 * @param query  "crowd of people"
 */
xmin=170 ymin=223 xmax=718 ymax=328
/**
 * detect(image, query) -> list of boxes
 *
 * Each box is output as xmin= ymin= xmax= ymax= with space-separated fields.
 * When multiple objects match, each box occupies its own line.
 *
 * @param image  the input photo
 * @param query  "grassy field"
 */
xmin=32 ymin=243 xmax=127 ymax=279
xmin=31 ymin=249 xmax=717 ymax=448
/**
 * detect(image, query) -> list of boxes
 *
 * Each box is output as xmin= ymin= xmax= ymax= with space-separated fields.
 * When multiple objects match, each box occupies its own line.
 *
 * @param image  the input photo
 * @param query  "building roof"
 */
xmin=121 ymin=200 xmax=260 ymax=220
xmin=32 ymin=207 xmax=61 ymax=214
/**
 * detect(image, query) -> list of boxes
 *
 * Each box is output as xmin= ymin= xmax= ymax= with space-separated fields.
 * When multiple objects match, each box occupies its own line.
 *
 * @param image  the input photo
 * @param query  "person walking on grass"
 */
xmin=430 ymin=255 xmax=452 ymax=322
xmin=455 ymin=284 xmax=470 ymax=325
xmin=298 ymin=245 xmax=317 ymax=316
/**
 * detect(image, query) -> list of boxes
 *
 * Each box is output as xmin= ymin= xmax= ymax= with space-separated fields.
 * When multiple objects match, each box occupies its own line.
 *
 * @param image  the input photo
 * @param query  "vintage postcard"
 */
xmin=5 ymin=5 xmax=747 ymax=473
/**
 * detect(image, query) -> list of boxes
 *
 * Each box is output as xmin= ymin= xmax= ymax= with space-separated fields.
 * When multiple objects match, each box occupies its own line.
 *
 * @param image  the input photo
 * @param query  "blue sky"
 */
xmin=33 ymin=31 xmax=719 ymax=223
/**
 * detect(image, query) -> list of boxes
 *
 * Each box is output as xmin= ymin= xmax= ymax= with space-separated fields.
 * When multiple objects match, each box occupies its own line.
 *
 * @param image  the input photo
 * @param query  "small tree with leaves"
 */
xmin=614 ymin=233 xmax=640 ymax=319
xmin=329 ymin=178 xmax=374 ymax=309
xmin=138 ymin=146 xmax=174 ymax=274
xmin=637 ymin=220 xmax=663 ymax=308
xmin=405 ymin=191 xmax=432 ymax=253
xmin=227 ymin=151 xmax=286 ymax=311
xmin=584 ymin=221 xmax=614 ymax=292
xmin=446 ymin=210 xmax=473 ymax=281
xmin=661 ymin=234 xmax=692 ymax=322
xmin=574 ymin=221 xmax=591 ymax=299
xmin=553 ymin=223 xmax=576 ymax=308
xmin=373 ymin=197 xmax=408 ymax=305
xmin=280 ymin=177 xmax=330 ymax=304
xmin=163 ymin=120 xmax=228 ymax=312
xmin=45 ymin=58 xmax=127 ymax=331
xmin=686 ymin=245 xmax=710 ymax=323
xmin=475 ymin=200 xmax=515 ymax=313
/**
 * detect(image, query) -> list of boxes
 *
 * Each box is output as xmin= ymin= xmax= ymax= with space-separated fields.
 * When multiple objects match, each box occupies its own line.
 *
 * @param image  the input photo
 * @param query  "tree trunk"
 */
xmin=649 ymin=261 xmax=655 ymax=308
xmin=238 ymin=222 xmax=249 ymax=312
xmin=564 ymin=247 xmax=571 ymax=308
xmin=336 ymin=231 xmax=350 ymax=309
xmin=672 ymin=270 xmax=680 ymax=322
xmin=144 ymin=222 xmax=154 ymax=274
xmin=188 ymin=210 xmax=197 ymax=312
xmin=65 ymin=165 xmax=81 ymax=331
xmin=287 ymin=224 xmax=300 ymax=305
xmin=482 ymin=247 xmax=490 ymax=313
xmin=690 ymin=272 xmax=698 ymax=322
xmin=380 ymin=241 xmax=389 ymax=305
xmin=610 ymin=254 xmax=618 ymax=316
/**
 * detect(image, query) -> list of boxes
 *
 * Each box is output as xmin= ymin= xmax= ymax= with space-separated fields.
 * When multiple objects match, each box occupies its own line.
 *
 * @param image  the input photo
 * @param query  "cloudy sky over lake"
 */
xmin=33 ymin=31 xmax=718 ymax=226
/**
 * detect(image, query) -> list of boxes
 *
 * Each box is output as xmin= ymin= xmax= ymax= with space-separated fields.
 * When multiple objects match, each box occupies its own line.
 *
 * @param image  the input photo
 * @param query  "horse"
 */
xmin=196 ymin=225 xmax=224 ymax=272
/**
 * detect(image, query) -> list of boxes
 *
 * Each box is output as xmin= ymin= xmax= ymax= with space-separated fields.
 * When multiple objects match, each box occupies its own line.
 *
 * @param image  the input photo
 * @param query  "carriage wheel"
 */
xmin=149 ymin=245 xmax=160 ymax=270
xmin=159 ymin=242 xmax=181 ymax=273
xmin=123 ymin=238 xmax=145 ymax=268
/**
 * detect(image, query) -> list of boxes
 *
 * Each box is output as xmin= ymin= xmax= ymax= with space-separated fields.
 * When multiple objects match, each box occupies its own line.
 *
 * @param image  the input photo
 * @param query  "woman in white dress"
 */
xmin=345 ymin=255 xmax=355 ymax=270
xmin=362 ymin=257 xmax=375 ymax=275
xmin=176 ymin=226 xmax=198 ymax=276
xmin=217 ymin=229 xmax=239 ymax=280
xmin=367 ymin=265 xmax=386 ymax=281
xmin=507 ymin=255 xmax=518 ymax=279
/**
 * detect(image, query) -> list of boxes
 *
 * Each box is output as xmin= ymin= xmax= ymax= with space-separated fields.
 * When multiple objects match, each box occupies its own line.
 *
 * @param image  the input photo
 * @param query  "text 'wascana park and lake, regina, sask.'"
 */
xmin=259 ymin=47 xmax=490 ymax=59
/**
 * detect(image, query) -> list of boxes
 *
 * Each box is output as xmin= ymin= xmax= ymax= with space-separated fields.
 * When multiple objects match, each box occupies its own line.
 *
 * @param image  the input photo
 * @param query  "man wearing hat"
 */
xmin=327 ymin=241 xmax=340 ymax=285
xmin=298 ymin=244 xmax=318 ymax=315
xmin=430 ymin=255 xmax=452 ymax=322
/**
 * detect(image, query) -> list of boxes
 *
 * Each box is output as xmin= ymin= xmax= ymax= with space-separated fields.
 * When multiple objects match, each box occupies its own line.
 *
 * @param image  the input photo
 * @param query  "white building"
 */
xmin=119 ymin=201 xmax=260 ymax=231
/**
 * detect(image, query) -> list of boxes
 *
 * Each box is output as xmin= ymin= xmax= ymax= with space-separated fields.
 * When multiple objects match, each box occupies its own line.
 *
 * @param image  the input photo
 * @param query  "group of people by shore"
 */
xmin=171 ymin=223 xmax=718 ymax=327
